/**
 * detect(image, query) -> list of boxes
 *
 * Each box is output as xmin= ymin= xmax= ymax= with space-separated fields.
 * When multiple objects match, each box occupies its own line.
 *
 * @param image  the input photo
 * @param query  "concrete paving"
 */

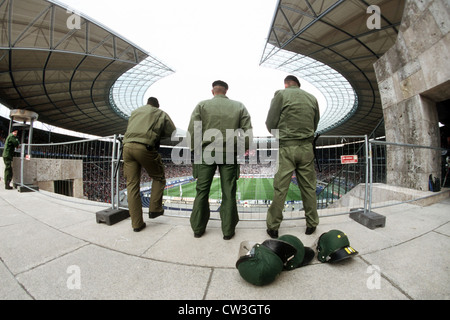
xmin=0 ymin=185 xmax=449 ymax=301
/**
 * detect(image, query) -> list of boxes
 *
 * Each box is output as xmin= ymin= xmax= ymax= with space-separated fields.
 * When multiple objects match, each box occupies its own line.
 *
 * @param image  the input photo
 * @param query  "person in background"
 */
xmin=2 ymin=129 xmax=20 ymax=190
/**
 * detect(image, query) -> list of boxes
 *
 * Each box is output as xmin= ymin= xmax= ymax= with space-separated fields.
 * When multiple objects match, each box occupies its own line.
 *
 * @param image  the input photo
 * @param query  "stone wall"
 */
xmin=374 ymin=0 xmax=450 ymax=190
xmin=12 ymin=158 xmax=83 ymax=198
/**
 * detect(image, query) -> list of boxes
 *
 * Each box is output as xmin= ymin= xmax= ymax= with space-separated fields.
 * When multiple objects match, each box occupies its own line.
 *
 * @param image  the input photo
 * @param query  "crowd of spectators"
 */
xmin=82 ymin=157 xmax=360 ymax=205
xmin=82 ymin=158 xmax=281 ymax=203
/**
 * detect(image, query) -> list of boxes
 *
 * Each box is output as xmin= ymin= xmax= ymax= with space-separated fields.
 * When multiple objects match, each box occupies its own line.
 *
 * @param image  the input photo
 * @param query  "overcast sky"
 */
xmin=2 ymin=0 xmax=327 ymax=137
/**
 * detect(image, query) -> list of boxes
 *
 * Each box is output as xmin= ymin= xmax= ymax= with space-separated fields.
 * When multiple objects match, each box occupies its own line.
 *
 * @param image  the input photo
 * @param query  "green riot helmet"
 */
xmin=236 ymin=239 xmax=296 ymax=286
xmin=260 ymin=239 xmax=297 ymax=265
xmin=278 ymin=234 xmax=315 ymax=270
xmin=316 ymin=230 xmax=358 ymax=263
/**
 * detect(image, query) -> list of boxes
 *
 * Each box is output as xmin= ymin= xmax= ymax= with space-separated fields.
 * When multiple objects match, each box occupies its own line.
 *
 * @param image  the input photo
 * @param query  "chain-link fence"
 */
xmin=13 ymin=134 xmax=448 ymax=222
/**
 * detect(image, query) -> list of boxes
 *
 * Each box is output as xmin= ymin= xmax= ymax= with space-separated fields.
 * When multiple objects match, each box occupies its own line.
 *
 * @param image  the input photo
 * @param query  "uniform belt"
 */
xmin=128 ymin=141 xmax=156 ymax=151
xmin=279 ymin=137 xmax=314 ymax=147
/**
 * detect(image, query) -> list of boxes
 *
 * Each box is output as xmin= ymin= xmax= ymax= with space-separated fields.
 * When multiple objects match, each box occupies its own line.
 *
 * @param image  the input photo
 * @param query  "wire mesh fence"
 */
xmin=16 ymin=134 xmax=448 ymax=222
xmin=18 ymin=136 xmax=117 ymax=203
xmin=116 ymin=135 xmax=371 ymax=220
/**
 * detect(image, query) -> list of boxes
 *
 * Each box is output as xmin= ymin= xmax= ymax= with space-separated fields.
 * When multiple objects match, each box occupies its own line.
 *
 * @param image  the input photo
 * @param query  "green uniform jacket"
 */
xmin=188 ymin=95 xmax=253 ymax=151
xmin=265 ymin=86 xmax=320 ymax=144
xmin=2 ymin=133 xmax=20 ymax=160
xmin=123 ymin=104 xmax=176 ymax=147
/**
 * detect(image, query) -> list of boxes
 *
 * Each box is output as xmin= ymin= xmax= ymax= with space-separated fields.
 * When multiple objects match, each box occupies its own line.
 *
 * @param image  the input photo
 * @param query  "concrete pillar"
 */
xmin=374 ymin=0 xmax=450 ymax=190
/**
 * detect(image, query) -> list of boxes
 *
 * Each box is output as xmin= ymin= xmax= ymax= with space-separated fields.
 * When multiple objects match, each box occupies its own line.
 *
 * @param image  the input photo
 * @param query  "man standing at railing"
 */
xmin=123 ymin=97 xmax=176 ymax=232
xmin=265 ymin=75 xmax=320 ymax=237
xmin=188 ymin=80 xmax=253 ymax=240
xmin=2 ymin=129 xmax=20 ymax=190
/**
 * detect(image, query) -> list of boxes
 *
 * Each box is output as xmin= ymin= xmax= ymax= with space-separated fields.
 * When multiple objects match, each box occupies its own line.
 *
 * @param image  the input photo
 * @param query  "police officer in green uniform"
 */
xmin=266 ymin=76 xmax=320 ymax=237
xmin=123 ymin=97 xmax=176 ymax=232
xmin=188 ymin=80 xmax=253 ymax=240
xmin=2 ymin=129 xmax=20 ymax=190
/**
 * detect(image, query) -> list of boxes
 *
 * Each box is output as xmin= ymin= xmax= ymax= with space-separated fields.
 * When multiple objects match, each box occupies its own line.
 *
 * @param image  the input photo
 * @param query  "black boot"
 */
xmin=266 ymin=229 xmax=279 ymax=239
xmin=5 ymin=181 xmax=13 ymax=190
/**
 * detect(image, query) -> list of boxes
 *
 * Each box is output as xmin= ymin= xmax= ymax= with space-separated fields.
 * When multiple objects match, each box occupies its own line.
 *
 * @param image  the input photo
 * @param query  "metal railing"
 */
xmin=15 ymin=135 xmax=120 ymax=206
xmin=13 ymin=134 xmax=449 ymax=222
xmin=367 ymin=139 xmax=448 ymax=211
xmin=315 ymin=135 xmax=368 ymax=210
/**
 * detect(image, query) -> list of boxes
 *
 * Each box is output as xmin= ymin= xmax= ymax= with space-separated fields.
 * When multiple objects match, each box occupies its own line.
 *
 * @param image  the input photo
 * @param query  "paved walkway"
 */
xmin=0 ymin=185 xmax=449 ymax=300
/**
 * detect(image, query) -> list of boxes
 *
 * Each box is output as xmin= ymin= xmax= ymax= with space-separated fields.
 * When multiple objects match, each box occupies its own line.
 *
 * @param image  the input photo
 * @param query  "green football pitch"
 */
xmin=165 ymin=177 xmax=303 ymax=201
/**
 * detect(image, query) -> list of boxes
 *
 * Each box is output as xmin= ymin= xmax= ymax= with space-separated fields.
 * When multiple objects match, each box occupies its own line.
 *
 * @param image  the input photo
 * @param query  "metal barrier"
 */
xmin=15 ymin=135 xmax=448 ymax=222
xmin=315 ymin=135 xmax=369 ymax=211
xmin=367 ymin=139 xmax=449 ymax=211
xmin=131 ymin=135 xmax=373 ymax=220
xmin=17 ymin=135 xmax=120 ymax=205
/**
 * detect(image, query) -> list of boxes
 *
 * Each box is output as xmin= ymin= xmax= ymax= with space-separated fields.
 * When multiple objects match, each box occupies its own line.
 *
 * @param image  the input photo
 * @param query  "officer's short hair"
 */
xmin=284 ymin=75 xmax=301 ymax=87
xmin=147 ymin=97 xmax=160 ymax=108
xmin=212 ymin=80 xmax=229 ymax=90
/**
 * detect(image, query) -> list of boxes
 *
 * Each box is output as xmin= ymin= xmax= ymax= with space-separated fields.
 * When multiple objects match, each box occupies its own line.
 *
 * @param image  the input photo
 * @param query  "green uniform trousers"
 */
xmin=123 ymin=143 xmax=166 ymax=229
xmin=267 ymin=143 xmax=319 ymax=230
xmin=191 ymin=163 xmax=239 ymax=237
xmin=3 ymin=158 xmax=13 ymax=186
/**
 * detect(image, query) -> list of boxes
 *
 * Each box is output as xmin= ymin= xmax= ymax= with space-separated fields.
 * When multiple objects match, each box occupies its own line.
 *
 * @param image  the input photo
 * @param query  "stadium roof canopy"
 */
xmin=0 ymin=0 xmax=174 ymax=136
xmin=261 ymin=0 xmax=406 ymax=136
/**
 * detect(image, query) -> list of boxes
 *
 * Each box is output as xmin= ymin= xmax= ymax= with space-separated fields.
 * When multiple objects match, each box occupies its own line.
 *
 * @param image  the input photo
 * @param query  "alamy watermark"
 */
xmin=366 ymin=265 xmax=381 ymax=290
xmin=65 ymin=5 xmax=381 ymax=32
xmin=67 ymin=5 xmax=382 ymax=31
xmin=67 ymin=265 xmax=81 ymax=290
xmin=367 ymin=5 xmax=381 ymax=30
xmin=66 ymin=8 xmax=82 ymax=30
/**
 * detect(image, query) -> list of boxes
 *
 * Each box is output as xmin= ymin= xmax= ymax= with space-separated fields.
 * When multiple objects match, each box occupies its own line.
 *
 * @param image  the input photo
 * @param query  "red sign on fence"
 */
xmin=341 ymin=155 xmax=358 ymax=164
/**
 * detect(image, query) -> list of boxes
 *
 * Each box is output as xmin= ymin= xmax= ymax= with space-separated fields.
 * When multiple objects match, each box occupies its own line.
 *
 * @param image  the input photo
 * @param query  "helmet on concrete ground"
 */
xmin=260 ymin=239 xmax=297 ymax=264
xmin=278 ymin=234 xmax=315 ymax=270
xmin=236 ymin=239 xmax=296 ymax=286
xmin=316 ymin=230 xmax=358 ymax=263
